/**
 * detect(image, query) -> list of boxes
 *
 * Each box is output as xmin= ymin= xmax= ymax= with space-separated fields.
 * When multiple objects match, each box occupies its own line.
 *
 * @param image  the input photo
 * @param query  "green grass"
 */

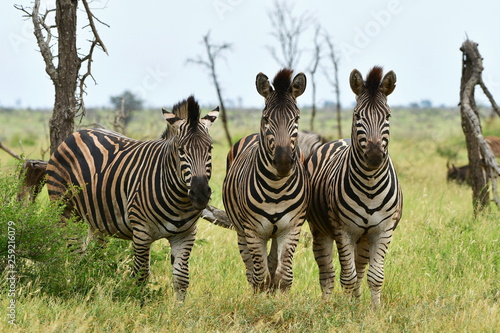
xmin=0 ymin=107 xmax=499 ymax=332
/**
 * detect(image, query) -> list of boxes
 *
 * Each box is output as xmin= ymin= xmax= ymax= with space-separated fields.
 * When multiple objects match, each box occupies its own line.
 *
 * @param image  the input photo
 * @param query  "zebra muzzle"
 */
xmin=273 ymin=146 xmax=294 ymax=178
xmin=364 ymin=141 xmax=386 ymax=169
xmin=188 ymin=176 xmax=211 ymax=210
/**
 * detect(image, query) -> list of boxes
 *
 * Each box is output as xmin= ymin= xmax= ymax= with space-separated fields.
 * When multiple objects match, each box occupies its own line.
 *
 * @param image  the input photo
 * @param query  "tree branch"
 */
xmin=19 ymin=0 xmax=58 ymax=82
xmin=201 ymin=205 xmax=233 ymax=229
xmin=81 ymin=0 xmax=108 ymax=55
xmin=77 ymin=0 xmax=109 ymax=117
xmin=0 ymin=141 xmax=22 ymax=160
xmin=266 ymin=1 xmax=310 ymax=69
xmin=479 ymin=78 xmax=500 ymax=117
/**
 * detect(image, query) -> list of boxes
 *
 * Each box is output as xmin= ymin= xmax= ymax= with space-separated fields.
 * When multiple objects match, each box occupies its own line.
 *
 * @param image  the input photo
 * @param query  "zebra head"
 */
xmin=162 ymin=96 xmax=219 ymax=210
xmin=256 ymin=69 xmax=306 ymax=178
xmin=349 ymin=66 xmax=396 ymax=170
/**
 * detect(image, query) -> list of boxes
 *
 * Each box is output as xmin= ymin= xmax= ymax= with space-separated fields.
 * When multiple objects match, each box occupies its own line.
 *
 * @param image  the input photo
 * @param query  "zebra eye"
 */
xmin=355 ymin=114 xmax=361 ymax=121
xmin=294 ymin=115 xmax=300 ymax=123
xmin=385 ymin=114 xmax=391 ymax=120
xmin=178 ymin=147 xmax=186 ymax=155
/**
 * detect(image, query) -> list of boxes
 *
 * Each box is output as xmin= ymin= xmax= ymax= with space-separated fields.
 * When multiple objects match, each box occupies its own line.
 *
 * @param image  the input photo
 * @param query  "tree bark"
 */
xmin=49 ymin=0 xmax=81 ymax=154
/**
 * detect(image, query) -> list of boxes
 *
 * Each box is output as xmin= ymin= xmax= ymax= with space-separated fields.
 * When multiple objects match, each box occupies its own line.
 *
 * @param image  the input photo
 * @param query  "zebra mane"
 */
xmin=365 ymin=66 xmax=384 ymax=99
xmin=272 ymin=68 xmax=294 ymax=95
xmin=161 ymin=96 xmax=200 ymax=139
xmin=173 ymin=95 xmax=200 ymax=129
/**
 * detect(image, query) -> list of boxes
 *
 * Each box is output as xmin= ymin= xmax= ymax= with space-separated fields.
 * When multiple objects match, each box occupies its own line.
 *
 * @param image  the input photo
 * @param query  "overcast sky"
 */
xmin=1 ymin=0 xmax=499 ymax=110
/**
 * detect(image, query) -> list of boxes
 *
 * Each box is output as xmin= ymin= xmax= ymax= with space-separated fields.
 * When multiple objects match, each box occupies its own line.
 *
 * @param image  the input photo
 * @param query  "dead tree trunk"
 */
xmin=459 ymin=39 xmax=500 ymax=214
xmin=50 ymin=0 xmax=80 ymax=155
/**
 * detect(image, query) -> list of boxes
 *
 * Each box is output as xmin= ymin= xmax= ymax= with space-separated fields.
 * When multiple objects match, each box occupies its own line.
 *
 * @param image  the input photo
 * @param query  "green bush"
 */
xmin=0 ymin=166 xmax=138 ymax=299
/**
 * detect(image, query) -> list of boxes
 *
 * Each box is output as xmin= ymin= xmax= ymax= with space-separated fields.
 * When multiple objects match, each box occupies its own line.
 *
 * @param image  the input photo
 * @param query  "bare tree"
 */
xmin=266 ymin=1 xmax=310 ymax=69
xmin=459 ymin=39 xmax=500 ymax=214
xmin=324 ymin=32 xmax=342 ymax=139
xmin=187 ymin=31 xmax=232 ymax=147
xmin=15 ymin=0 xmax=108 ymax=155
xmin=308 ymin=25 xmax=322 ymax=131
xmin=14 ymin=0 xmax=107 ymax=202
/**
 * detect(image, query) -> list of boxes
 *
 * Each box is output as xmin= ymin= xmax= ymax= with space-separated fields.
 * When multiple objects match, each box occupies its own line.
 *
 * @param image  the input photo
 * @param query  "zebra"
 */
xmin=306 ymin=66 xmax=403 ymax=307
xmin=46 ymin=96 xmax=219 ymax=300
xmin=222 ymin=68 xmax=310 ymax=292
xmin=297 ymin=130 xmax=328 ymax=161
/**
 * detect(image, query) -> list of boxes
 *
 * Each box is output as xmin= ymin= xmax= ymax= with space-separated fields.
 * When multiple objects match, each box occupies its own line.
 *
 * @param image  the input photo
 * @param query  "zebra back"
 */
xmin=297 ymin=130 xmax=328 ymax=161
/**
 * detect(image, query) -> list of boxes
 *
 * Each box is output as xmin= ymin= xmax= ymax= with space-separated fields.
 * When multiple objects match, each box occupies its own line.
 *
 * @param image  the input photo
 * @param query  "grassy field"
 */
xmin=0 ymin=106 xmax=499 ymax=332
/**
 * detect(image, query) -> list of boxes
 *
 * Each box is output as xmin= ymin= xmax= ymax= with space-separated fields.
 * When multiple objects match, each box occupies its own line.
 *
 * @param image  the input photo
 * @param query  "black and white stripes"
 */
xmin=306 ymin=67 xmax=403 ymax=307
xmin=222 ymin=69 xmax=310 ymax=292
xmin=46 ymin=96 xmax=218 ymax=300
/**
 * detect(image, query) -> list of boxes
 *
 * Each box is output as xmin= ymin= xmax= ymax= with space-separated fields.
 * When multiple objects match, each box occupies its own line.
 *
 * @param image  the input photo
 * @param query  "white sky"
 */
xmin=1 ymin=0 xmax=499 ymax=110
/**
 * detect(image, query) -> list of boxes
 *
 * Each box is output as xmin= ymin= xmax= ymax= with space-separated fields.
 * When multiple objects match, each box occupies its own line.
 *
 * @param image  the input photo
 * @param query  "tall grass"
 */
xmin=0 ymin=107 xmax=499 ymax=332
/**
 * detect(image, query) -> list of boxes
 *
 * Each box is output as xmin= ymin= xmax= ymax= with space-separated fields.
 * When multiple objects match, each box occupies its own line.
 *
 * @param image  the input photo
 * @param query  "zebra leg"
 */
xmin=367 ymin=234 xmax=392 ymax=307
xmin=271 ymin=227 xmax=301 ymax=292
xmin=237 ymin=231 xmax=254 ymax=286
xmin=131 ymin=233 xmax=153 ymax=284
xmin=353 ymin=239 xmax=370 ymax=298
xmin=336 ymin=236 xmax=357 ymax=298
xmin=267 ymin=238 xmax=278 ymax=281
xmin=169 ymin=226 xmax=197 ymax=301
xmin=245 ymin=231 xmax=271 ymax=292
xmin=311 ymin=230 xmax=335 ymax=297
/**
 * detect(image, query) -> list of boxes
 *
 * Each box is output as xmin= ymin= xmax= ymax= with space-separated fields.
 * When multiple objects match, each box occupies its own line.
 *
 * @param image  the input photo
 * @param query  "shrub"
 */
xmin=0 ymin=166 xmax=136 ymax=299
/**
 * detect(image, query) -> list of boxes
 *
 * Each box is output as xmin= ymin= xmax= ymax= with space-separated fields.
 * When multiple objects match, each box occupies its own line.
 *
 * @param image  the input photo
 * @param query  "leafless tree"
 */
xmin=14 ymin=0 xmax=108 ymax=202
xmin=15 ymin=0 xmax=108 ymax=155
xmin=266 ymin=1 xmax=310 ymax=69
xmin=187 ymin=31 xmax=232 ymax=147
xmin=459 ymin=39 xmax=500 ymax=214
xmin=308 ymin=25 xmax=322 ymax=131
xmin=324 ymin=31 xmax=342 ymax=139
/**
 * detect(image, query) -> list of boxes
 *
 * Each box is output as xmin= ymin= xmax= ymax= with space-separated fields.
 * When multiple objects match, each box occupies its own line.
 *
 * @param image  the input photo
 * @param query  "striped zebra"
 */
xmin=298 ymin=130 xmax=328 ymax=161
xmin=306 ymin=66 xmax=403 ymax=307
xmin=222 ymin=69 xmax=310 ymax=292
xmin=46 ymin=96 xmax=219 ymax=300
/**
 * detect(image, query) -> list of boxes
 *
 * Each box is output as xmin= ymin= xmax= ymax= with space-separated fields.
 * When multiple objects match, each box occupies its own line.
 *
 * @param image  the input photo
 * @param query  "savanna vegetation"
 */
xmin=0 ymin=106 xmax=499 ymax=332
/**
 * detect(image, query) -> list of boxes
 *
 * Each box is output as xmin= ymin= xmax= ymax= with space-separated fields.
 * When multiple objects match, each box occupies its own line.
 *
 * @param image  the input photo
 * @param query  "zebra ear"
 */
xmin=200 ymin=106 xmax=220 ymax=129
xmin=162 ymin=108 xmax=183 ymax=127
xmin=380 ymin=70 xmax=396 ymax=96
xmin=290 ymin=72 xmax=307 ymax=98
xmin=350 ymin=69 xmax=365 ymax=95
xmin=256 ymin=72 xmax=273 ymax=98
